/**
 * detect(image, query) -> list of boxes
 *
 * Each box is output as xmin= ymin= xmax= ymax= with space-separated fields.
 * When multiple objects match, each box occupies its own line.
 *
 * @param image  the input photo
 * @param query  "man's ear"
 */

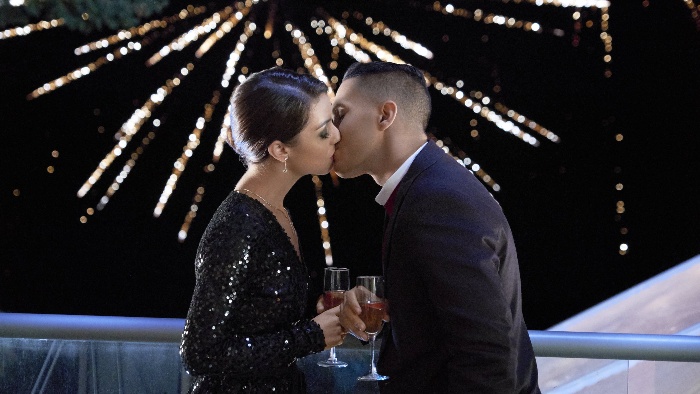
xmin=378 ymin=100 xmax=397 ymax=131
xmin=267 ymin=140 xmax=289 ymax=164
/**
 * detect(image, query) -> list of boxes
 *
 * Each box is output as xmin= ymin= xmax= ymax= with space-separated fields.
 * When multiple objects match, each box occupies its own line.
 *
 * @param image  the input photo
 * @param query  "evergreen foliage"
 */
xmin=0 ymin=0 xmax=170 ymax=33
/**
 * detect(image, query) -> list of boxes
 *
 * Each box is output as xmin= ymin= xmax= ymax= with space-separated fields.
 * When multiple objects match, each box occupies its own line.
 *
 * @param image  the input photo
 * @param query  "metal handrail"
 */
xmin=0 ymin=313 xmax=184 ymax=343
xmin=2 ymin=313 xmax=700 ymax=362
xmin=530 ymin=330 xmax=700 ymax=362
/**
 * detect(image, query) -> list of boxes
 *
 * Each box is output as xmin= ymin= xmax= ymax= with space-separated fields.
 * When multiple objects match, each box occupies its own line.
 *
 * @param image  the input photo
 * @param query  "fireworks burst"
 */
xmin=5 ymin=0 xmax=614 ymax=251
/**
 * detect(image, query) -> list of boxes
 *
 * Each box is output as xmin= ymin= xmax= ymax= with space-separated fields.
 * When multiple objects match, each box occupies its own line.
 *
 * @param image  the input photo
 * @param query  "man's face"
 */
xmin=331 ymin=78 xmax=381 ymax=178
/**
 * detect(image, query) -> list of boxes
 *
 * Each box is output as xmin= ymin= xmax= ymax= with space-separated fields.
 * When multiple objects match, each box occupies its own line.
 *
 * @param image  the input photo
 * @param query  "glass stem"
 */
xmin=328 ymin=346 xmax=337 ymax=362
xmin=369 ymin=334 xmax=377 ymax=375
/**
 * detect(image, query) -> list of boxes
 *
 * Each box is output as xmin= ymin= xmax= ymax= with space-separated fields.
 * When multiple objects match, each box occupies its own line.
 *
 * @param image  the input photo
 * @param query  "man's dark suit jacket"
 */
xmin=377 ymin=141 xmax=540 ymax=393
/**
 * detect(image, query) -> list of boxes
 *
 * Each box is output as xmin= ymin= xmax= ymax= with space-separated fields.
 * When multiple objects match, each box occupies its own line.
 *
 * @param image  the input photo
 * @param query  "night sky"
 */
xmin=1 ymin=0 xmax=699 ymax=330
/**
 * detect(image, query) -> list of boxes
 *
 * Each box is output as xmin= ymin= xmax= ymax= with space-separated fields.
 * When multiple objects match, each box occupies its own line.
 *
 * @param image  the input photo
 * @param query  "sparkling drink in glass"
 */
xmin=356 ymin=275 xmax=388 ymax=381
xmin=317 ymin=267 xmax=350 ymax=367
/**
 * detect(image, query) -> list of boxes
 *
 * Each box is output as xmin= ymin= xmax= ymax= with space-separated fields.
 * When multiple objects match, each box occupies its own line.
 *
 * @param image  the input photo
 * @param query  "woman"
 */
xmin=180 ymin=67 xmax=343 ymax=393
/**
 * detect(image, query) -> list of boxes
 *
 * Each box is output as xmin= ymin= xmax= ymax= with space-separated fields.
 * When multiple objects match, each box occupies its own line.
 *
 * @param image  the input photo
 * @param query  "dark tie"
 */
xmin=384 ymin=186 xmax=399 ymax=217
xmin=382 ymin=187 xmax=400 ymax=260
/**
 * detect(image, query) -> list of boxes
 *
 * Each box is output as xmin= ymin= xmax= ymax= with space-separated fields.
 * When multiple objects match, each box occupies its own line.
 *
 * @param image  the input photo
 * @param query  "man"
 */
xmin=332 ymin=61 xmax=540 ymax=393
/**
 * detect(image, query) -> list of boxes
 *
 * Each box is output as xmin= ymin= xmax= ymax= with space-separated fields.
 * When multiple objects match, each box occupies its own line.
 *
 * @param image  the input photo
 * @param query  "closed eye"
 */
xmin=332 ymin=113 xmax=344 ymax=128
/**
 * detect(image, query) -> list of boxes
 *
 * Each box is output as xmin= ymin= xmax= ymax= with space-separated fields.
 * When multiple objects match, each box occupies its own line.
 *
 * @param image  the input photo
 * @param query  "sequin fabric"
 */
xmin=180 ymin=191 xmax=326 ymax=393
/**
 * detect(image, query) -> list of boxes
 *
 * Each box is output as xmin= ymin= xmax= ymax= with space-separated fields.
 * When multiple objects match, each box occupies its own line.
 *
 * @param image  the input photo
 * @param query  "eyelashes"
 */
xmin=319 ymin=123 xmax=331 ymax=139
xmin=332 ymin=114 xmax=344 ymax=127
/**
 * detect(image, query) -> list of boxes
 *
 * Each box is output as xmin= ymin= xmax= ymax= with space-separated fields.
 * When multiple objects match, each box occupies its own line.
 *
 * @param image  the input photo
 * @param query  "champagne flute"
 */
xmin=356 ymin=275 xmax=389 ymax=381
xmin=317 ymin=267 xmax=350 ymax=367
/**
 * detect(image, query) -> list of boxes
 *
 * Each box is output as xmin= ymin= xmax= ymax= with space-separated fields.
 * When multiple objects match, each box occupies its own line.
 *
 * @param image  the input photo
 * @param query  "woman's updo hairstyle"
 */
xmin=227 ymin=67 xmax=328 ymax=165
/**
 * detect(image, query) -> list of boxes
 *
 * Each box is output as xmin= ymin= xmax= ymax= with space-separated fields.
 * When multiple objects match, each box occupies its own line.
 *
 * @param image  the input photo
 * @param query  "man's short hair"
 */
xmin=343 ymin=62 xmax=431 ymax=130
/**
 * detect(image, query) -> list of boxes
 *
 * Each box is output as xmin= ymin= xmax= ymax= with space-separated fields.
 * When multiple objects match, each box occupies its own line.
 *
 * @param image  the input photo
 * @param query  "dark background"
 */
xmin=1 ymin=0 xmax=699 ymax=330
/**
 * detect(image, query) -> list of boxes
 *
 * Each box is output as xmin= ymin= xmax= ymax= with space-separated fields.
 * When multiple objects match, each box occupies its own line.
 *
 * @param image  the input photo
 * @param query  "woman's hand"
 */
xmin=312 ymin=305 xmax=346 ymax=349
xmin=315 ymin=294 xmax=325 ymax=314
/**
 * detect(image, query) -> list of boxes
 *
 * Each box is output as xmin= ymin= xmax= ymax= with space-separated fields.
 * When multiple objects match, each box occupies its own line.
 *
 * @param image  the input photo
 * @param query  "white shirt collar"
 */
xmin=375 ymin=142 xmax=428 ymax=206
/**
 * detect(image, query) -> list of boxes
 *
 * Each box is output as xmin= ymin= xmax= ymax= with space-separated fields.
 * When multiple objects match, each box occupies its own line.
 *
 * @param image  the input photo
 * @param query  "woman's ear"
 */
xmin=378 ymin=100 xmax=397 ymax=131
xmin=267 ymin=140 xmax=289 ymax=164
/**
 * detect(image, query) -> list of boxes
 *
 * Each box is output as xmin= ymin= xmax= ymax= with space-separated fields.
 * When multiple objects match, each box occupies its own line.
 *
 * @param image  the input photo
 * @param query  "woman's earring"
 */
xmin=283 ymin=156 xmax=288 ymax=173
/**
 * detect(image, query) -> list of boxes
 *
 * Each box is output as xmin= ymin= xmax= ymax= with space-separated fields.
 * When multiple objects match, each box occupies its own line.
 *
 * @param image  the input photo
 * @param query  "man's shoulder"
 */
xmin=404 ymin=156 xmax=506 ymax=218
xmin=412 ymin=155 xmax=487 ymax=196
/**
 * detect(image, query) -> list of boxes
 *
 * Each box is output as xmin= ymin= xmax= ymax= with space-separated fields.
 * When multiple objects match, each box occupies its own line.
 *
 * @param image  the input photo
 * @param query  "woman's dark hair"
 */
xmin=228 ymin=67 xmax=328 ymax=165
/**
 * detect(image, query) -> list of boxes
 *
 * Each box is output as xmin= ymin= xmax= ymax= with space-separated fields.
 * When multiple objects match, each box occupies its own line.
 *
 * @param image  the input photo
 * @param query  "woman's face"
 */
xmin=287 ymin=94 xmax=340 ymax=176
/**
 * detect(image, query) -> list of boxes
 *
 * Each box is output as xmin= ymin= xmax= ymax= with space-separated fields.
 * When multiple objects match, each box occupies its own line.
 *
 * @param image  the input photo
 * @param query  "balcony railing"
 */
xmin=2 ymin=313 xmax=700 ymax=393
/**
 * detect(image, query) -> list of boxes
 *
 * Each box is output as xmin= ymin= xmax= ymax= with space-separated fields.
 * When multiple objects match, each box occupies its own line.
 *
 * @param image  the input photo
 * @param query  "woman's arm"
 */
xmin=180 ymin=208 xmax=326 ymax=377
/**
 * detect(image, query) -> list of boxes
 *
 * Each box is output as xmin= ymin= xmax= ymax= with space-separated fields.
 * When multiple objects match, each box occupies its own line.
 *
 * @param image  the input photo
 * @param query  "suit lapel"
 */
xmin=381 ymin=141 xmax=445 ymax=274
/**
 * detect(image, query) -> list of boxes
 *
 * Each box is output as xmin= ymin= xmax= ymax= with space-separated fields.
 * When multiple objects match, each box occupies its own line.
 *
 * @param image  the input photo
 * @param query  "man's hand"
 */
xmin=339 ymin=287 xmax=368 ymax=341
xmin=338 ymin=287 xmax=389 ymax=340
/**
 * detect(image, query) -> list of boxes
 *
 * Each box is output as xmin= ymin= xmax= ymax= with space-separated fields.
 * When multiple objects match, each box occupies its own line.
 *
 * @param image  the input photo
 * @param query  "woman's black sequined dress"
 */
xmin=180 ymin=191 xmax=326 ymax=393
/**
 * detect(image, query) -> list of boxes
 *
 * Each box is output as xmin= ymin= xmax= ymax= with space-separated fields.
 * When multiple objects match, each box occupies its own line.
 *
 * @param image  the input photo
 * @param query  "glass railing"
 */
xmin=2 ymin=313 xmax=700 ymax=393
xmin=1 ymin=338 xmax=187 ymax=393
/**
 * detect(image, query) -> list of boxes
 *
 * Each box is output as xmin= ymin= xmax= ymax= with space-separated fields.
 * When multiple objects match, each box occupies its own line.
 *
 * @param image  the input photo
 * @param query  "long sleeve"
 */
xmin=400 ymin=186 xmax=518 ymax=392
xmin=378 ymin=141 xmax=538 ymax=394
xmin=180 ymin=192 xmax=325 ymax=383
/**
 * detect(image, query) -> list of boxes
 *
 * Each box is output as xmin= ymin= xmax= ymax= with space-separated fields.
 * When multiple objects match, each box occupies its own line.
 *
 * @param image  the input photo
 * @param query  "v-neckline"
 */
xmin=235 ymin=191 xmax=302 ymax=263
